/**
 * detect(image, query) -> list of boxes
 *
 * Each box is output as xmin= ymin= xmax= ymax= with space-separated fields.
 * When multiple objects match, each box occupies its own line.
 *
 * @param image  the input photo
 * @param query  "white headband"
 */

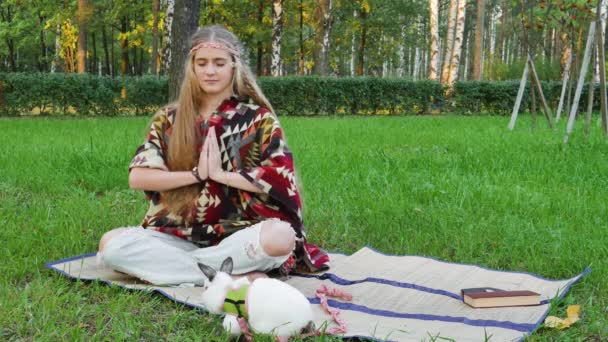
xmin=189 ymin=41 xmax=240 ymax=58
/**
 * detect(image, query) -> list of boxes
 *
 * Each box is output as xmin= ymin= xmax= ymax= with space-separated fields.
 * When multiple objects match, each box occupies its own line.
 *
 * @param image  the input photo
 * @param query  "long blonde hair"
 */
xmin=160 ymin=25 xmax=277 ymax=218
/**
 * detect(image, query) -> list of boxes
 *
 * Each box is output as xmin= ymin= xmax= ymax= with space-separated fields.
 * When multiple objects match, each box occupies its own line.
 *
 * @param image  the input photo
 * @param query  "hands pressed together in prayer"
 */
xmin=194 ymin=126 xmax=261 ymax=193
xmin=197 ymin=126 xmax=225 ymax=183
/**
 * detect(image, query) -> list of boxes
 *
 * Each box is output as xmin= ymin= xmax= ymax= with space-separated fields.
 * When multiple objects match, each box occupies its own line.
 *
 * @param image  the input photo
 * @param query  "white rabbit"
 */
xmin=198 ymin=257 xmax=314 ymax=338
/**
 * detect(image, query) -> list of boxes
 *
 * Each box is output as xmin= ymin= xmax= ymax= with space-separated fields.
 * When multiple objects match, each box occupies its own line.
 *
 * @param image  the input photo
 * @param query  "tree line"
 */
xmin=0 ymin=0 xmax=605 ymax=88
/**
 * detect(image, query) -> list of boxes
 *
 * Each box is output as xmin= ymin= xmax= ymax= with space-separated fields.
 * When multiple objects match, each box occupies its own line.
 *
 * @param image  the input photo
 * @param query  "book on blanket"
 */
xmin=461 ymin=287 xmax=541 ymax=308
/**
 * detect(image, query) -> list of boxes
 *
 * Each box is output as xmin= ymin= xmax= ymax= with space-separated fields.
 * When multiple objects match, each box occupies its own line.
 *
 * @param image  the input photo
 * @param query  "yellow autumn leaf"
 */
xmin=566 ymin=305 xmax=581 ymax=323
xmin=544 ymin=305 xmax=581 ymax=330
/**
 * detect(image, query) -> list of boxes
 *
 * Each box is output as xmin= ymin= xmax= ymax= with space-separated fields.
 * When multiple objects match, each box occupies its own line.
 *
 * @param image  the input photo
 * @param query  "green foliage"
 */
xmin=0 ymin=73 xmax=167 ymax=116
xmin=261 ymin=76 xmax=443 ymax=115
xmin=0 ymin=73 xmax=444 ymax=116
xmin=484 ymin=57 xmax=562 ymax=81
xmin=3 ymin=73 xmax=606 ymax=117
xmin=454 ymin=77 xmax=608 ymax=115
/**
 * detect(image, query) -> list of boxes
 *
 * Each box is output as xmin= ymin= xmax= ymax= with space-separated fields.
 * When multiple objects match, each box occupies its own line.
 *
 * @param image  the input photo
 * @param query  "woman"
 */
xmin=98 ymin=25 xmax=329 ymax=286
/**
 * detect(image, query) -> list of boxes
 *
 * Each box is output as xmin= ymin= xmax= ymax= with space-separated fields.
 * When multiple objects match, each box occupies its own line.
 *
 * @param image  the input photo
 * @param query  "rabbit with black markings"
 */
xmin=198 ymin=257 xmax=314 ymax=338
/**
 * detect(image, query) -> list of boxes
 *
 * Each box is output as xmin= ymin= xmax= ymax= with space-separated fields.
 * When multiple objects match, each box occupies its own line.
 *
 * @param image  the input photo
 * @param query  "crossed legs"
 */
xmin=98 ymin=219 xmax=296 ymax=286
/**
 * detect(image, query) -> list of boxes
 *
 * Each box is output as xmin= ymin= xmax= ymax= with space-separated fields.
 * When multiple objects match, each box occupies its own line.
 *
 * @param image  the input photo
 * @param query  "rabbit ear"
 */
xmin=197 ymin=263 xmax=217 ymax=281
xmin=219 ymin=257 xmax=234 ymax=275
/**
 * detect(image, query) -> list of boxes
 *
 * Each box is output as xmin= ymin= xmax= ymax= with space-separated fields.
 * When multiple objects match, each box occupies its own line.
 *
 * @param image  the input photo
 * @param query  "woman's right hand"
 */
xmin=197 ymin=129 xmax=211 ymax=180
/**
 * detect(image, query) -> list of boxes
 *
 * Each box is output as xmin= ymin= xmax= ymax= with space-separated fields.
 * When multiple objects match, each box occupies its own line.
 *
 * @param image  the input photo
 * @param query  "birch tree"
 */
xmin=499 ymin=0 xmax=506 ymax=61
xmin=271 ymin=0 xmax=284 ymax=77
xmin=413 ymin=19 xmax=422 ymax=80
xmin=162 ymin=0 xmax=174 ymax=75
xmin=151 ymin=0 xmax=160 ymax=75
xmin=428 ymin=0 xmax=440 ymax=81
xmin=446 ymin=0 xmax=466 ymax=90
xmin=595 ymin=0 xmax=608 ymax=82
xmin=51 ymin=23 xmax=61 ymax=72
xmin=313 ymin=0 xmax=333 ymax=76
xmin=351 ymin=9 xmax=357 ymax=76
xmin=473 ymin=0 xmax=484 ymax=80
xmin=397 ymin=16 xmax=406 ymax=77
xmin=441 ymin=0 xmax=458 ymax=84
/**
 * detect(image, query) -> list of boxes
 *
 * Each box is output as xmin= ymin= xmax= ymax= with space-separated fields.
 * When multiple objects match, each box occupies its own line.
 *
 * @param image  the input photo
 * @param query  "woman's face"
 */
xmin=193 ymin=45 xmax=234 ymax=98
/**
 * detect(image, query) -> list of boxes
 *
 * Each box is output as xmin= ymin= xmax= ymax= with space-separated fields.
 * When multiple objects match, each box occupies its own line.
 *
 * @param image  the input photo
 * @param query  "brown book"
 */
xmin=461 ymin=287 xmax=541 ymax=308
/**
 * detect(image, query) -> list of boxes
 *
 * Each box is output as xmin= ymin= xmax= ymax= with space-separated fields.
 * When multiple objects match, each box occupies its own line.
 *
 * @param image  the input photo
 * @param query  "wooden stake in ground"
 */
xmin=556 ymin=52 xmax=573 ymax=123
xmin=585 ymin=43 xmax=596 ymax=136
xmin=508 ymin=61 xmax=529 ymax=130
xmin=596 ymin=0 xmax=608 ymax=135
xmin=531 ymin=83 xmax=537 ymax=129
xmin=565 ymin=21 xmax=596 ymax=143
xmin=527 ymin=55 xmax=555 ymax=129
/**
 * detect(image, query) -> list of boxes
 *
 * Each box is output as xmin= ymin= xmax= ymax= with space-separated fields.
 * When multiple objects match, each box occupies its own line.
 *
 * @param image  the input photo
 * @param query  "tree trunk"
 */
xmin=270 ymin=0 xmax=284 ymax=76
xmin=91 ymin=31 xmax=97 ymax=74
xmin=37 ymin=14 xmax=47 ymax=72
xmin=163 ymin=0 xmax=175 ymax=75
xmin=351 ymin=9 xmax=357 ymax=76
xmin=3 ymin=5 xmax=16 ymax=72
xmin=120 ymin=17 xmax=129 ymax=75
xmin=397 ymin=17 xmax=406 ymax=77
xmin=441 ymin=0 xmax=458 ymax=84
xmin=51 ymin=24 xmax=61 ymax=73
xmin=462 ymin=24 xmax=471 ymax=80
xmin=299 ymin=0 xmax=304 ymax=75
xmin=110 ymin=27 xmax=115 ymax=76
xmin=168 ymin=0 xmax=201 ymax=101
xmin=576 ymin=26 xmax=584 ymax=75
xmin=595 ymin=0 xmax=608 ymax=82
xmin=473 ymin=0 xmax=484 ymax=80
xmin=356 ymin=7 xmax=367 ymax=76
xmin=152 ymin=0 xmax=160 ymax=75
xmin=131 ymin=43 xmax=137 ymax=75
xmin=313 ymin=0 xmax=333 ymax=75
xmin=553 ymin=28 xmax=560 ymax=63
xmin=429 ymin=0 xmax=440 ymax=81
xmin=422 ymin=14 xmax=428 ymax=79
xmin=137 ymin=47 xmax=144 ymax=75
xmin=560 ymin=31 xmax=572 ymax=79
xmin=7 ymin=39 xmax=16 ymax=71
xmin=545 ymin=29 xmax=555 ymax=62
xmin=489 ymin=8 xmax=496 ymax=57
xmin=77 ymin=0 xmax=89 ymax=73
xmin=413 ymin=37 xmax=421 ymax=80
xmin=446 ymin=0 xmax=466 ymax=91
xmin=257 ymin=0 xmax=264 ymax=76
xmin=500 ymin=0 xmax=506 ymax=62
xmin=102 ymin=25 xmax=110 ymax=75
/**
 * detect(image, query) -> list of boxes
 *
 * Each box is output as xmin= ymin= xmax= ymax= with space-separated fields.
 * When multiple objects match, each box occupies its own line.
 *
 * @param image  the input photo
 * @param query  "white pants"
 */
xmin=99 ymin=221 xmax=290 ymax=286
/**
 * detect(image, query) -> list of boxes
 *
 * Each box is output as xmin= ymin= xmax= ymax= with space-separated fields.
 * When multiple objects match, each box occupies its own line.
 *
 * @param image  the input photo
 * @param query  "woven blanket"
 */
xmin=46 ymin=247 xmax=588 ymax=341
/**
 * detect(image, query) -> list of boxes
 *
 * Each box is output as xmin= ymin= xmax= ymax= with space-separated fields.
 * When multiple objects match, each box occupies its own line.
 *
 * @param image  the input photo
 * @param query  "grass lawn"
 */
xmin=0 ymin=114 xmax=606 ymax=341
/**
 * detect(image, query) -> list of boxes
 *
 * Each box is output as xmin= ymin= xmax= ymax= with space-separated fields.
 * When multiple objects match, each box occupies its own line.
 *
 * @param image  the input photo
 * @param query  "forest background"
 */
xmin=1 ymin=0 xmax=605 ymax=117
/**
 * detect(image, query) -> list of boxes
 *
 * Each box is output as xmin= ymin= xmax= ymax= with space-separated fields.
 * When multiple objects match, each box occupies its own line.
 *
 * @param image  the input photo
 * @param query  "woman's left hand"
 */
xmin=207 ymin=127 xmax=227 ymax=183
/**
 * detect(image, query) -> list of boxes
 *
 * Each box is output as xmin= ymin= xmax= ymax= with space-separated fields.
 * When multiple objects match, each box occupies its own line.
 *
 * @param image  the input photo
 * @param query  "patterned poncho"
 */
xmin=129 ymin=96 xmax=329 ymax=273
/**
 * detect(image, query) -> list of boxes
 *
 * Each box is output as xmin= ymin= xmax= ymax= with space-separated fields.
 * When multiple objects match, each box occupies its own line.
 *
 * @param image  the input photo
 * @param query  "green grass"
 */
xmin=1 ymin=114 xmax=607 ymax=341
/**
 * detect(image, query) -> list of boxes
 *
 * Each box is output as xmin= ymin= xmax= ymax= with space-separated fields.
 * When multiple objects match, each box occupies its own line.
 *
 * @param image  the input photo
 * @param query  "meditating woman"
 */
xmin=98 ymin=25 xmax=328 ymax=285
